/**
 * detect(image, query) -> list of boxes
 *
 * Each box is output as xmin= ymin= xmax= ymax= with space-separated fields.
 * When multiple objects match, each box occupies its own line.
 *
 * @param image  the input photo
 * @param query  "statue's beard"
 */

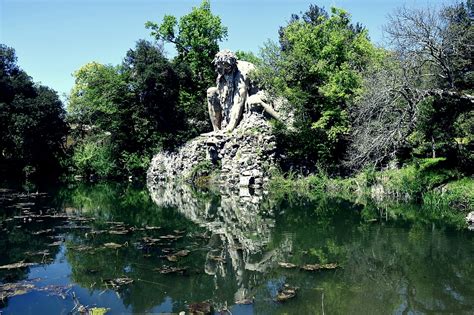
xmin=217 ymin=72 xmax=235 ymax=123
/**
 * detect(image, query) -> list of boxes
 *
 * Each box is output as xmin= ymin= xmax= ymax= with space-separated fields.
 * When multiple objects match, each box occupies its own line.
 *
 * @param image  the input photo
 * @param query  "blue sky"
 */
xmin=1 ymin=0 xmax=447 ymax=98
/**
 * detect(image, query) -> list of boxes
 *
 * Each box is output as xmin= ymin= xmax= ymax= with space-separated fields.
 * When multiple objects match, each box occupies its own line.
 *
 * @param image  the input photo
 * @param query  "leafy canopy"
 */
xmin=0 ymin=44 xmax=67 ymax=179
xmin=145 ymin=0 xmax=228 ymax=135
xmin=67 ymin=40 xmax=184 ymax=178
xmin=145 ymin=0 xmax=227 ymax=81
xmin=257 ymin=6 xmax=378 ymax=168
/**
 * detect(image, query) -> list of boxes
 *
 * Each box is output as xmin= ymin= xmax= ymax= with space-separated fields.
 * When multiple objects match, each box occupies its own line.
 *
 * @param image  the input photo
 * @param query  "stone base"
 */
xmin=147 ymin=112 xmax=278 ymax=189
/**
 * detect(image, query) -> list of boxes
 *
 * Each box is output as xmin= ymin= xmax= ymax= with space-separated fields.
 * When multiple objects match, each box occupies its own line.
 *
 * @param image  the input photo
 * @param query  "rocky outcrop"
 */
xmin=147 ymin=111 xmax=278 ymax=188
xmin=467 ymin=212 xmax=474 ymax=231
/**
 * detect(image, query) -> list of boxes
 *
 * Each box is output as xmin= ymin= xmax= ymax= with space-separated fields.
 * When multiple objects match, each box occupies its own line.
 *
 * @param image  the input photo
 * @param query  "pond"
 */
xmin=0 ymin=181 xmax=473 ymax=314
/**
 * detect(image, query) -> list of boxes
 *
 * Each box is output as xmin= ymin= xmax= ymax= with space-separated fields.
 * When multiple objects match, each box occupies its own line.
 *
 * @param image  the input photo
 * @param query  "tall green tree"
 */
xmin=67 ymin=62 xmax=128 ymax=177
xmin=122 ymin=40 xmax=183 ymax=174
xmin=68 ymin=41 xmax=183 ymax=178
xmin=68 ymin=62 xmax=128 ymax=131
xmin=257 ymin=6 xmax=377 ymax=171
xmin=146 ymin=0 xmax=228 ymax=135
xmin=123 ymin=40 xmax=182 ymax=142
xmin=0 ymin=44 xmax=67 ymax=179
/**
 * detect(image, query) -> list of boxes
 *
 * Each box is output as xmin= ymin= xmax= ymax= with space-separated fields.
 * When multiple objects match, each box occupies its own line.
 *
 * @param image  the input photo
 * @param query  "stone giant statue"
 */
xmin=147 ymin=50 xmax=284 ymax=188
xmin=207 ymin=50 xmax=280 ymax=132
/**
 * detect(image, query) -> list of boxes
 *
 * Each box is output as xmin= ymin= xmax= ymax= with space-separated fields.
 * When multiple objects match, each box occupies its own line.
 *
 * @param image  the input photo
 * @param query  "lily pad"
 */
xmin=159 ymin=234 xmax=183 ymax=240
xmin=166 ymin=249 xmax=190 ymax=261
xmin=235 ymin=297 xmax=254 ymax=305
xmin=188 ymin=301 xmax=212 ymax=314
xmin=301 ymin=263 xmax=339 ymax=271
xmin=175 ymin=249 xmax=190 ymax=257
xmin=208 ymin=255 xmax=225 ymax=262
xmin=166 ymin=255 xmax=179 ymax=262
xmin=32 ymin=229 xmax=53 ymax=235
xmin=0 ymin=261 xmax=38 ymax=270
xmin=103 ymin=242 xmax=125 ymax=249
xmin=276 ymin=284 xmax=298 ymax=302
xmin=103 ymin=277 xmax=133 ymax=289
xmin=89 ymin=307 xmax=110 ymax=315
xmin=108 ymin=229 xmax=130 ymax=235
xmin=155 ymin=265 xmax=187 ymax=275
xmin=0 ymin=282 xmax=35 ymax=299
xmin=144 ymin=225 xmax=161 ymax=230
xmin=278 ymin=262 xmax=297 ymax=269
xmin=69 ymin=245 xmax=93 ymax=252
xmin=24 ymin=250 xmax=50 ymax=256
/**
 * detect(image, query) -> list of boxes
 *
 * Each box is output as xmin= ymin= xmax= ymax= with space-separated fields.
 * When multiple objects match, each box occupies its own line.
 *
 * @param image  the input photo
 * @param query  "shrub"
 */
xmin=72 ymin=136 xmax=117 ymax=178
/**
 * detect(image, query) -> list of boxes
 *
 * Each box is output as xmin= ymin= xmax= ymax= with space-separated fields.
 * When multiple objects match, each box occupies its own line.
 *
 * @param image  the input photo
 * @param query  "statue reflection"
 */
xmin=147 ymin=182 xmax=291 ymax=302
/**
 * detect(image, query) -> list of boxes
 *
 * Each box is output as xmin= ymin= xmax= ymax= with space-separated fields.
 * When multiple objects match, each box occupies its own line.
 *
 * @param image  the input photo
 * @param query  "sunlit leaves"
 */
xmin=257 ymin=6 xmax=376 ymax=166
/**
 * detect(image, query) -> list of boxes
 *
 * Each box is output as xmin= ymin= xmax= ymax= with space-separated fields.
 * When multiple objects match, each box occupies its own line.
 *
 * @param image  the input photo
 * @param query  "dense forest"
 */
xmin=1 ymin=1 xmax=472 ymax=186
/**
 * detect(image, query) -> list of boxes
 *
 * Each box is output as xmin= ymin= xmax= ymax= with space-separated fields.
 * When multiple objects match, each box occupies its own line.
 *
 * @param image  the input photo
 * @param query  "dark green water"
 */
xmin=0 ymin=181 xmax=473 ymax=314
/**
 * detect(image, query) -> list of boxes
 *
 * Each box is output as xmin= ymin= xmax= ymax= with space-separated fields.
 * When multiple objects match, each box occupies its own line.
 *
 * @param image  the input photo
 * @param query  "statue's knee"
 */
xmin=246 ymin=95 xmax=264 ymax=113
xmin=246 ymin=94 xmax=260 ymax=107
xmin=207 ymin=87 xmax=218 ymax=98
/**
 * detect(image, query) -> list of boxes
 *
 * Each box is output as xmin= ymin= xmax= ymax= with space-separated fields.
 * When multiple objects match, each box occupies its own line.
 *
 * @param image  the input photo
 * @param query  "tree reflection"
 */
xmin=3 ymin=181 xmax=470 ymax=313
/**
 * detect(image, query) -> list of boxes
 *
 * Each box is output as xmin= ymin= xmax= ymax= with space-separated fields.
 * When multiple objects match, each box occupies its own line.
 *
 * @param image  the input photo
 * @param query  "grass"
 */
xmin=269 ymin=158 xmax=473 ymax=213
xmin=423 ymin=177 xmax=474 ymax=211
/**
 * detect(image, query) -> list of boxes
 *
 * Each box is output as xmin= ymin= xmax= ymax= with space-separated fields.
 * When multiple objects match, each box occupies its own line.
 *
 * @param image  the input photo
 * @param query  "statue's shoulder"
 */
xmin=236 ymin=60 xmax=256 ymax=77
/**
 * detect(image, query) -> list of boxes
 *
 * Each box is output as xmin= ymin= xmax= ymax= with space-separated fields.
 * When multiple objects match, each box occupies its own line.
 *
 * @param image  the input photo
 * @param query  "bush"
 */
xmin=376 ymin=158 xmax=459 ymax=199
xmin=121 ymin=152 xmax=150 ymax=178
xmin=188 ymin=160 xmax=215 ymax=184
xmin=423 ymin=178 xmax=474 ymax=212
xmin=72 ymin=136 xmax=117 ymax=178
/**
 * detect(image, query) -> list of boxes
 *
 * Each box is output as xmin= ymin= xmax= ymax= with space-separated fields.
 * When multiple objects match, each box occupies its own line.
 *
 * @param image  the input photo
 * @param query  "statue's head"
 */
xmin=212 ymin=49 xmax=237 ymax=75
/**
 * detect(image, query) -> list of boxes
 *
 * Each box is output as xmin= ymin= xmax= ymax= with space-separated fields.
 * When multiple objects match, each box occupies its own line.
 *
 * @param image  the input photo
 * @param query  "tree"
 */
xmin=122 ymin=40 xmax=183 ymax=172
xmin=256 ymin=6 xmax=376 ymax=170
xmin=349 ymin=2 xmax=473 ymax=171
xmin=235 ymin=50 xmax=261 ymax=65
xmin=0 ymin=44 xmax=67 ymax=179
xmin=68 ymin=62 xmax=130 ymax=177
xmin=68 ymin=41 xmax=184 ymax=178
xmin=146 ymin=0 xmax=228 ymax=135
xmin=123 ymin=40 xmax=181 ymax=141
xmin=68 ymin=62 xmax=129 ymax=130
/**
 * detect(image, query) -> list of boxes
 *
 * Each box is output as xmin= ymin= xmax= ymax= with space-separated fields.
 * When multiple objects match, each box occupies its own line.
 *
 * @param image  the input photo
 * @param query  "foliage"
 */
xmin=188 ymin=159 xmax=214 ymax=183
xmin=269 ymin=158 xmax=471 ymax=212
xmin=71 ymin=135 xmax=117 ymax=178
xmin=375 ymin=158 xmax=459 ymax=199
xmin=256 ymin=6 xmax=377 ymax=169
xmin=423 ymin=177 xmax=474 ymax=211
xmin=0 ymin=44 xmax=67 ymax=179
xmin=69 ymin=0 xmax=229 ymax=178
xmin=68 ymin=62 xmax=128 ymax=130
xmin=349 ymin=2 xmax=473 ymax=171
xmin=68 ymin=41 xmax=184 ymax=178
xmin=122 ymin=40 xmax=183 ymax=152
xmin=235 ymin=50 xmax=261 ymax=65
xmin=268 ymin=167 xmax=330 ymax=202
xmin=146 ymin=0 xmax=228 ymax=135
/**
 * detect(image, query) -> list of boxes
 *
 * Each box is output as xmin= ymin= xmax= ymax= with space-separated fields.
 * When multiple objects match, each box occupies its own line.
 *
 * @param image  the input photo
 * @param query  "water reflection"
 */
xmin=0 ymin=182 xmax=473 ymax=314
xmin=148 ymin=182 xmax=292 ymax=303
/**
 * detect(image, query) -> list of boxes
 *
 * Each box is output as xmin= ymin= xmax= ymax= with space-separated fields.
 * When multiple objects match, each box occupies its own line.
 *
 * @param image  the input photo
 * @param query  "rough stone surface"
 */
xmin=467 ymin=212 xmax=474 ymax=231
xmin=147 ymin=111 xmax=278 ymax=189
